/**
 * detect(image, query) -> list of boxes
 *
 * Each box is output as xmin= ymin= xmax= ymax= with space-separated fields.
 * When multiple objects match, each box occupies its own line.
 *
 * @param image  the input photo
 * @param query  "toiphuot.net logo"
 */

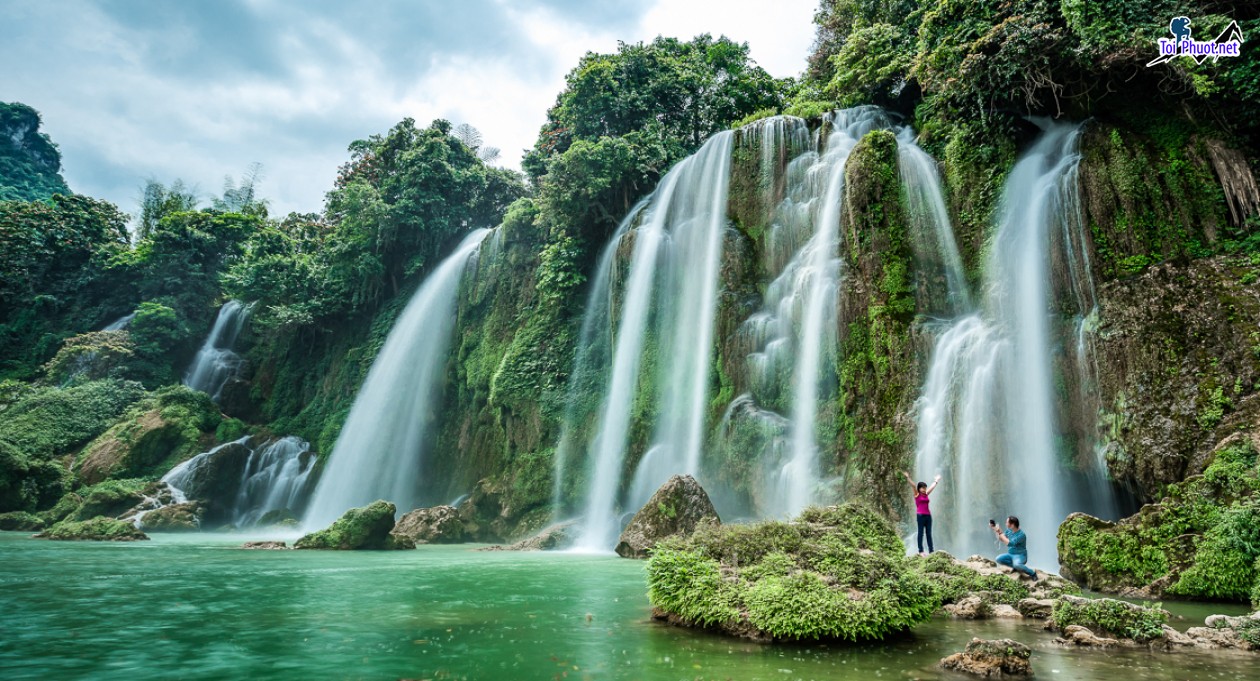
xmin=1147 ymin=16 xmax=1244 ymax=67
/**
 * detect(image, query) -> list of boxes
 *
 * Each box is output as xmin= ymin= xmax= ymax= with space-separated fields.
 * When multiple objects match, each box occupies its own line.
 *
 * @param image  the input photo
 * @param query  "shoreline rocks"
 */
xmin=35 ymin=516 xmax=149 ymax=541
xmin=940 ymin=638 xmax=1033 ymax=676
xmin=615 ymin=475 xmax=719 ymax=559
xmin=392 ymin=505 xmax=468 ymax=544
xmin=242 ymin=540 xmax=288 ymax=550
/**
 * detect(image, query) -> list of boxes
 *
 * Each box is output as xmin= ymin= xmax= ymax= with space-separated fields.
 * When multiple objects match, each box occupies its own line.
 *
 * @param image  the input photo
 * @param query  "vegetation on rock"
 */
xmin=36 ymin=515 xmax=149 ymax=541
xmin=294 ymin=500 xmax=414 ymax=550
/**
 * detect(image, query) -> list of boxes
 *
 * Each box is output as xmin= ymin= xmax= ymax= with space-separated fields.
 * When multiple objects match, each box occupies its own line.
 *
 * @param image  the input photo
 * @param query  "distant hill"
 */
xmin=0 ymin=102 xmax=70 ymax=202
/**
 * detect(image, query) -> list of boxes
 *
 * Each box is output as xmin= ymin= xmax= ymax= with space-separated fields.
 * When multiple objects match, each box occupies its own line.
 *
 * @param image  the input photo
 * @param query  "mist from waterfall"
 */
xmin=303 ymin=228 xmax=491 ymax=529
xmin=912 ymin=121 xmax=1111 ymax=566
xmin=184 ymin=300 xmax=251 ymax=400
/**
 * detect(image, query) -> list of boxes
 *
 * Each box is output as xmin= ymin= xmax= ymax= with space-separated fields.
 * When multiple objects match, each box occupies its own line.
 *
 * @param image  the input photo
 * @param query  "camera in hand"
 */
xmin=988 ymin=519 xmax=996 ymax=527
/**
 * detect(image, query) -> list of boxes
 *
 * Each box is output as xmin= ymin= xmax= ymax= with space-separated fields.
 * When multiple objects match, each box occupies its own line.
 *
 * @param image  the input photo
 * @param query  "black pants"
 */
xmin=916 ymin=514 xmax=934 ymax=554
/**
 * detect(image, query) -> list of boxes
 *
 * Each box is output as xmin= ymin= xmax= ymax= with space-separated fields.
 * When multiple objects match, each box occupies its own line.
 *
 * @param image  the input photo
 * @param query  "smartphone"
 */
xmin=988 ymin=519 xmax=996 ymax=527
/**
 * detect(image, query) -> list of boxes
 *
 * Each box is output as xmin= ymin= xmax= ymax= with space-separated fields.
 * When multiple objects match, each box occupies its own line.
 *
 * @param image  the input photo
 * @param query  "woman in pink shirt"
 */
xmin=902 ymin=471 xmax=942 ymax=556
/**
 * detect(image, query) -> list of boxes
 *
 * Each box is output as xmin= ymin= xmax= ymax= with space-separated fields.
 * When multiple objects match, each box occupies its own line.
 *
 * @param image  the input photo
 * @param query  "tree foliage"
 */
xmin=0 ymin=102 xmax=70 ymax=202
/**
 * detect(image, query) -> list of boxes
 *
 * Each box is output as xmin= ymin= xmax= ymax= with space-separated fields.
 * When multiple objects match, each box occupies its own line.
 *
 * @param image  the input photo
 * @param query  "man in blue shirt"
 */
xmin=991 ymin=515 xmax=1037 ymax=580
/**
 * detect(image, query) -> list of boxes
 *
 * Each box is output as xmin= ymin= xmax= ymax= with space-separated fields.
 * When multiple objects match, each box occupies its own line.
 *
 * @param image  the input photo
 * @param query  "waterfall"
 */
xmin=912 ymin=121 xmax=1110 ymax=566
xmin=565 ymin=132 xmax=734 ymax=551
xmin=184 ymin=300 xmax=251 ymax=400
xmin=303 ymin=228 xmax=491 ymax=529
xmin=102 ymin=312 xmax=135 ymax=331
xmin=739 ymin=108 xmax=894 ymax=518
xmin=160 ymin=435 xmax=316 ymax=526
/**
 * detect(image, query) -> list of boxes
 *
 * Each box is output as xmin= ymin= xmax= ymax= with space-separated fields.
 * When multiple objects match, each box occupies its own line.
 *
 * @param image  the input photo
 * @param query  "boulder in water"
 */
xmin=256 ymin=508 xmax=299 ymax=528
xmin=1016 ymin=598 xmax=1056 ymax=619
xmin=294 ymin=500 xmax=414 ymax=550
xmin=615 ymin=475 xmax=719 ymax=558
xmin=242 ymin=541 xmax=288 ymax=550
xmin=36 ymin=516 xmax=149 ymax=541
xmin=482 ymin=520 xmax=579 ymax=551
xmin=0 ymin=511 xmax=46 ymax=531
xmin=392 ymin=505 xmax=468 ymax=544
xmin=940 ymin=638 xmax=1033 ymax=676
xmin=139 ymin=503 xmax=203 ymax=531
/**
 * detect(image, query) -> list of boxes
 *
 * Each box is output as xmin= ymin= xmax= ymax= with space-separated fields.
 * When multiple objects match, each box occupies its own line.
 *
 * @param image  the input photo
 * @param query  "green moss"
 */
xmin=67 ymin=478 xmax=148 ymax=521
xmin=0 ymin=379 xmax=146 ymax=461
xmin=1168 ymin=499 xmax=1260 ymax=601
xmin=1051 ymin=596 xmax=1167 ymax=643
xmin=37 ymin=515 xmax=149 ymax=541
xmin=646 ymin=503 xmax=940 ymax=642
xmin=0 ymin=510 xmax=46 ymax=531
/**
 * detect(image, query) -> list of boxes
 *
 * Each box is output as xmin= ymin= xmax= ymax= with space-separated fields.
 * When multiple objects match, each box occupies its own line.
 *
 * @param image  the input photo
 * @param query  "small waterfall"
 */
xmin=566 ymin=131 xmax=734 ymax=551
xmin=912 ymin=121 xmax=1110 ymax=566
xmin=897 ymin=128 xmax=972 ymax=313
xmin=102 ymin=312 xmax=135 ymax=331
xmin=303 ymin=228 xmax=491 ymax=529
xmin=184 ymin=300 xmax=251 ymax=400
xmin=161 ymin=435 xmax=316 ymax=526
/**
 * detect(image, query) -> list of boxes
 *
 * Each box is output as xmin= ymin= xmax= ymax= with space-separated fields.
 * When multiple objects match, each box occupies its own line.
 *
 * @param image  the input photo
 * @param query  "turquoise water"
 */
xmin=1 ymin=532 xmax=1255 ymax=680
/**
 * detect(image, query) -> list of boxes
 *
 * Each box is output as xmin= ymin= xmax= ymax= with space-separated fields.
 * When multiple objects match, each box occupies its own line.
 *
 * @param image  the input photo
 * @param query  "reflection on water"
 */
xmin=0 ymin=532 xmax=1255 ymax=680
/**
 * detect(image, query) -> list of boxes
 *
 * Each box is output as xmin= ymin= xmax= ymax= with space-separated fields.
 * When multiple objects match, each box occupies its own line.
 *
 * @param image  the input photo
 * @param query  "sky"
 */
xmin=0 ymin=0 xmax=817 ymax=218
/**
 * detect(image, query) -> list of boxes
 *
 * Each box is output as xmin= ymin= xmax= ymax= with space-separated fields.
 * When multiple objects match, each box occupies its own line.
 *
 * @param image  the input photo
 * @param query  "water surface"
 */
xmin=1 ymin=533 xmax=1254 ymax=680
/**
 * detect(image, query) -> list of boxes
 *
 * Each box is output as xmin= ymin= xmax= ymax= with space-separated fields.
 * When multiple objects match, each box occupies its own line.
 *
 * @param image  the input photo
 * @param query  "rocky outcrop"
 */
xmin=1093 ymin=257 xmax=1260 ymax=494
xmin=256 ymin=508 xmax=299 ymax=528
xmin=615 ymin=475 xmax=719 ymax=558
xmin=482 ymin=520 xmax=579 ymax=551
xmin=1016 ymin=598 xmax=1056 ymax=619
xmin=294 ymin=500 xmax=414 ymax=550
xmin=940 ymin=638 xmax=1033 ymax=677
xmin=138 ymin=503 xmax=203 ymax=531
xmin=392 ymin=505 xmax=469 ymax=544
xmin=36 ymin=516 xmax=149 ymax=541
xmin=1056 ymin=625 xmax=1122 ymax=648
xmin=242 ymin=541 xmax=288 ymax=550
xmin=944 ymin=596 xmax=991 ymax=620
xmin=0 ymin=511 xmax=46 ymax=531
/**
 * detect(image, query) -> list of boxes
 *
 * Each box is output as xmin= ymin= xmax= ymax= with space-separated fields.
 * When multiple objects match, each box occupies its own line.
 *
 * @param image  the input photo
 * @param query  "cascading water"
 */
xmin=303 ymin=228 xmax=491 ymax=529
xmin=563 ymin=132 xmax=734 ymax=551
xmin=159 ymin=435 xmax=317 ymax=526
xmin=184 ymin=300 xmax=251 ymax=400
xmin=102 ymin=312 xmax=135 ymax=331
xmin=912 ymin=121 xmax=1111 ymax=566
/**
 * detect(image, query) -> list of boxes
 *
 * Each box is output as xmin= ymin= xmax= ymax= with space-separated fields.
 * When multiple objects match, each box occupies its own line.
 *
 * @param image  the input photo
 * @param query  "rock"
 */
xmin=293 ymin=500 xmax=414 ymax=550
xmin=481 ymin=520 xmax=578 ymax=551
xmin=615 ymin=475 xmax=719 ymax=559
xmin=68 ymin=479 xmax=151 ymax=521
xmin=242 ymin=541 xmax=287 ymax=550
xmin=256 ymin=508 xmax=299 ymax=527
xmin=992 ymin=604 xmax=1023 ymax=619
xmin=944 ymin=596 xmax=992 ymax=620
xmin=138 ymin=503 xmax=203 ymax=531
xmin=1016 ymin=598 xmax=1056 ymax=619
xmin=392 ymin=505 xmax=468 ymax=544
xmin=162 ymin=440 xmax=255 ymax=524
xmin=0 ymin=511 xmax=46 ymax=531
xmin=940 ymin=638 xmax=1033 ymax=676
xmin=36 ymin=516 xmax=149 ymax=541
xmin=1056 ymin=625 xmax=1122 ymax=647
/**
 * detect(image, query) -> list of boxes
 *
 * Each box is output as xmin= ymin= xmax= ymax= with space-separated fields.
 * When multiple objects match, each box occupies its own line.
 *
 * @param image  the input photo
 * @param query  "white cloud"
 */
xmin=1 ymin=0 xmax=819 ymax=218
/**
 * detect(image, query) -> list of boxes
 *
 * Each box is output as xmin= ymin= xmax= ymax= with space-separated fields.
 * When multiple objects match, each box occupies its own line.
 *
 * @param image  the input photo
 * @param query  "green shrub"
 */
xmin=37 ymin=515 xmax=148 ymax=541
xmin=645 ymin=503 xmax=940 ymax=642
xmin=0 ymin=379 xmax=146 ymax=460
xmin=1052 ymin=596 xmax=1168 ymax=642
xmin=1169 ymin=499 xmax=1260 ymax=601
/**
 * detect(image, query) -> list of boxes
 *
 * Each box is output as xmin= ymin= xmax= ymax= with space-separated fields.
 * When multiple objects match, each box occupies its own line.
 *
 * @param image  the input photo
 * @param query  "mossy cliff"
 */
xmin=835 ymin=130 xmax=919 ymax=514
xmin=1058 ymin=437 xmax=1260 ymax=604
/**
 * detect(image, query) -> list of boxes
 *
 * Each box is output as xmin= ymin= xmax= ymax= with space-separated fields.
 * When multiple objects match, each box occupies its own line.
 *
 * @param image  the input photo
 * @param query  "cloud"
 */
xmin=0 ymin=0 xmax=817 ymax=218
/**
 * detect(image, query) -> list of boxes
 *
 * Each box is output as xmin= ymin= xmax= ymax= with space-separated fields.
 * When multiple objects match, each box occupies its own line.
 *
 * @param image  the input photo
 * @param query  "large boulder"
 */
xmin=162 ymin=440 xmax=255 ymax=524
xmin=940 ymin=638 xmax=1033 ymax=677
xmin=481 ymin=520 xmax=579 ymax=552
xmin=392 ymin=505 xmax=468 ymax=544
xmin=138 ymin=503 xmax=203 ymax=531
xmin=294 ymin=501 xmax=414 ymax=550
xmin=615 ymin=475 xmax=719 ymax=558
xmin=36 ymin=516 xmax=149 ymax=541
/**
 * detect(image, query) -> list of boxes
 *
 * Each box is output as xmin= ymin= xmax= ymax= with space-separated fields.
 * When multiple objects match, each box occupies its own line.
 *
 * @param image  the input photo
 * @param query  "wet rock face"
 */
xmin=940 ymin=638 xmax=1033 ymax=677
xmin=294 ymin=500 xmax=414 ymax=550
xmin=1094 ymin=257 xmax=1260 ymax=494
xmin=615 ymin=475 xmax=720 ymax=559
xmin=167 ymin=441 xmax=254 ymax=523
xmin=392 ymin=505 xmax=468 ymax=544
